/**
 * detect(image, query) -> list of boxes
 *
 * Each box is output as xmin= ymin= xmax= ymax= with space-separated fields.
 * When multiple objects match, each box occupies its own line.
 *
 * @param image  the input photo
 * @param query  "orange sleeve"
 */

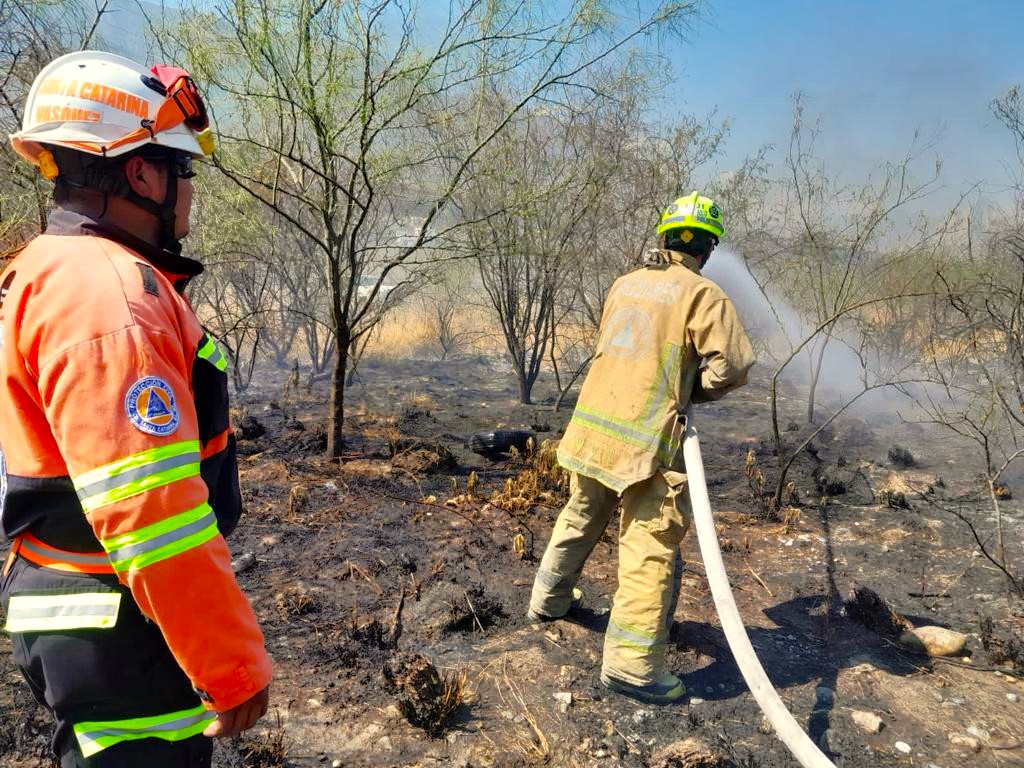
xmin=36 ymin=323 xmax=272 ymax=711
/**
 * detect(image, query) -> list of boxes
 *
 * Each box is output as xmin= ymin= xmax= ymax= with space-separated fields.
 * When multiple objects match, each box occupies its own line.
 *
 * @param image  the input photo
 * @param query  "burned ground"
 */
xmin=2 ymin=356 xmax=1022 ymax=767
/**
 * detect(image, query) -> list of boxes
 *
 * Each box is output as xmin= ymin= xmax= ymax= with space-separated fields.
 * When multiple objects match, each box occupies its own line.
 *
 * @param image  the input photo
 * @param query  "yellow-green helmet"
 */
xmin=657 ymin=191 xmax=725 ymax=240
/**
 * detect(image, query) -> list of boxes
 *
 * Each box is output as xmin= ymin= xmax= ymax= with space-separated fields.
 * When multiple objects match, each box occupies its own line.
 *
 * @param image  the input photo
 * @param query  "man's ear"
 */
xmin=123 ymin=156 xmax=161 ymax=201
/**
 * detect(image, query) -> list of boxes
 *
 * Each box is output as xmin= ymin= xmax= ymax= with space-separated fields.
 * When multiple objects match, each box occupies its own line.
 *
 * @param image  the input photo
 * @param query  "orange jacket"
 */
xmin=0 ymin=210 xmax=272 ymax=711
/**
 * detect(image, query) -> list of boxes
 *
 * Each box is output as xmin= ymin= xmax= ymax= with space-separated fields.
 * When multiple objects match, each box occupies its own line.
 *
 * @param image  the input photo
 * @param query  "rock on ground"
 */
xmin=850 ymin=710 xmax=884 ymax=733
xmin=899 ymin=625 xmax=968 ymax=657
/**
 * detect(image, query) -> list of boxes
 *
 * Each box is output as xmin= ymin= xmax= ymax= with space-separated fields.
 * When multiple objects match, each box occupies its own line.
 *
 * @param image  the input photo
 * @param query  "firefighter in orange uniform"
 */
xmin=0 ymin=51 xmax=272 ymax=766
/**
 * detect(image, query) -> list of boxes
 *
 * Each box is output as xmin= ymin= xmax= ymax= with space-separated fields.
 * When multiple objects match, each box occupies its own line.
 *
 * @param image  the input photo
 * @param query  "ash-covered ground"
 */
xmin=2 ymin=356 xmax=1022 ymax=768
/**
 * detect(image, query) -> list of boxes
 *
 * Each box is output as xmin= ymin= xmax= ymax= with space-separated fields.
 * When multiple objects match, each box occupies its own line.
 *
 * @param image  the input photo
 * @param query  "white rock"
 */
xmin=899 ymin=626 xmax=968 ymax=657
xmin=1008 ymin=693 xmax=1020 ymax=703
xmin=332 ymin=761 xmax=343 ymax=768
xmin=894 ymin=741 xmax=911 ymax=754
xmin=948 ymin=733 xmax=981 ymax=752
xmin=851 ymin=710 xmax=884 ymax=734
xmin=689 ymin=697 xmax=704 ymax=705
xmin=231 ymin=552 xmax=257 ymax=573
xmin=632 ymin=709 xmax=652 ymax=724
xmin=553 ymin=691 xmax=573 ymax=712
xmin=966 ymin=725 xmax=989 ymax=740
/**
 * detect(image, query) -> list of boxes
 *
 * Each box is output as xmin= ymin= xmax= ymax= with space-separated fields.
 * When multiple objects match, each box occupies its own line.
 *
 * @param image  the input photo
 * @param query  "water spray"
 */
xmin=683 ymin=404 xmax=837 ymax=768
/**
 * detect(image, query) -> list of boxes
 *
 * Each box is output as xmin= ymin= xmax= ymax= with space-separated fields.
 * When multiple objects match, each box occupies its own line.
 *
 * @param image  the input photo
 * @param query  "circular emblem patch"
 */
xmin=125 ymin=376 xmax=180 ymax=436
xmin=708 ymin=204 xmax=721 ymax=219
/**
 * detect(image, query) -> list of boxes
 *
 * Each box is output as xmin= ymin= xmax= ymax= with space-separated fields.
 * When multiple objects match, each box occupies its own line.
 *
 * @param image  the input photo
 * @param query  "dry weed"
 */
xmin=489 ymin=439 xmax=568 ymax=515
xmin=275 ymin=584 xmax=319 ymax=617
xmin=494 ymin=654 xmax=550 ymax=764
xmin=512 ymin=533 xmax=527 ymax=560
xmin=240 ymin=710 xmax=289 ymax=767
xmin=744 ymin=449 xmax=780 ymax=520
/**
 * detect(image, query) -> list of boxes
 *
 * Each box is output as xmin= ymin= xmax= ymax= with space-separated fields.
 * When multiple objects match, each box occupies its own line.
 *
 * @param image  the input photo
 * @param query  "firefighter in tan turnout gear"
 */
xmin=528 ymin=191 xmax=755 ymax=704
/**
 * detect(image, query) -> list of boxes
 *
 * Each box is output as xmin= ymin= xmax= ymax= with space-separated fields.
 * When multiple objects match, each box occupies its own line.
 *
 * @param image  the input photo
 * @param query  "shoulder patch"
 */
xmin=125 ymin=377 xmax=180 ymax=436
xmin=136 ymin=263 xmax=159 ymax=297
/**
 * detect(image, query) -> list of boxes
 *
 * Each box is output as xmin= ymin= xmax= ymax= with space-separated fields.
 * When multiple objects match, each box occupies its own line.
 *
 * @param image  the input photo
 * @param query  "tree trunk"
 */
xmin=806 ymin=335 xmax=829 ymax=424
xmin=517 ymin=371 xmax=533 ymax=405
xmin=327 ymin=333 xmax=349 ymax=459
xmin=770 ymin=374 xmax=782 ymax=456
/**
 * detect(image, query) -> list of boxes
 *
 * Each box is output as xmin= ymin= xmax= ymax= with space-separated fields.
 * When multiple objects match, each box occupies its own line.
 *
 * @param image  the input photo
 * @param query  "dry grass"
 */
xmin=361 ymin=306 xmax=504 ymax=359
xmin=240 ymin=711 xmax=289 ymax=767
xmin=493 ymin=654 xmax=550 ymax=764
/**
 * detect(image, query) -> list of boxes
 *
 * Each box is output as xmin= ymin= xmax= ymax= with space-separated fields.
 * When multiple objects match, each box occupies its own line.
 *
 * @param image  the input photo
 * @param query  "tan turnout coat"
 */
xmin=557 ymin=251 xmax=755 ymax=492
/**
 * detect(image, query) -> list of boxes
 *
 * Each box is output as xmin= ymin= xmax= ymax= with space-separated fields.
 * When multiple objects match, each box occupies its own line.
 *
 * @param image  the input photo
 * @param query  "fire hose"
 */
xmin=683 ymin=405 xmax=837 ymax=768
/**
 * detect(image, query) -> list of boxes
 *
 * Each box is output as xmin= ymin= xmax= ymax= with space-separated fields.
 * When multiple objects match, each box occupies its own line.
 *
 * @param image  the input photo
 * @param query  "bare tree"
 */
xmin=167 ymin=0 xmax=699 ymax=456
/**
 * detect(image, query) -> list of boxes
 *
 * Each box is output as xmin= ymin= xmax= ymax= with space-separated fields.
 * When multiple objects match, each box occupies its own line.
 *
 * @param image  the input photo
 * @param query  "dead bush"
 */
xmin=490 ymin=439 xmax=568 ymax=515
xmin=650 ymin=737 xmax=738 ymax=768
xmin=843 ymin=585 xmax=911 ymax=638
xmin=383 ymin=653 xmax=469 ymax=737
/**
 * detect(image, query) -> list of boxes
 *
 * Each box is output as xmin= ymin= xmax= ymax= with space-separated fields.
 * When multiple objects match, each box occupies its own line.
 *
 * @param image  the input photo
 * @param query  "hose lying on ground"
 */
xmin=683 ymin=405 xmax=837 ymax=768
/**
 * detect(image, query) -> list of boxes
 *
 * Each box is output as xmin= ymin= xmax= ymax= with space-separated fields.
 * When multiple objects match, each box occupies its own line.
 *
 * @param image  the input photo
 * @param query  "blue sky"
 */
xmin=108 ymin=0 xmax=1022 ymax=214
xmin=649 ymin=0 xmax=1023 ymax=213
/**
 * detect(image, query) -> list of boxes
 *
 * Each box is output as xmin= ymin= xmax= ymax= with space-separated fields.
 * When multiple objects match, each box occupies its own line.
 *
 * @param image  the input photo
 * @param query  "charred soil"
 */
xmin=2 ymin=356 xmax=1023 ymax=767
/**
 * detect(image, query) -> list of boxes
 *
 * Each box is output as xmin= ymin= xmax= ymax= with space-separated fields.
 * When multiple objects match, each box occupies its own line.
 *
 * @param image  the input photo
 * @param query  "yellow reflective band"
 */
xmin=557 ymin=453 xmax=629 ymax=494
xmin=569 ymin=407 xmax=677 ymax=465
xmin=641 ymin=343 xmax=682 ymax=423
xmin=4 ymin=592 xmax=121 ymax=633
xmin=606 ymin=618 xmax=662 ymax=651
xmin=74 ymin=441 xmax=201 ymax=514
xmin=197 ymin=335 xmax=228 ymax=372
xmin=102 ymin=502 xmax=219 ymax=573
xmin=566 ymin=340 xmax=681 ymax=468
xmin=74 ymin=704 xmax=215 ymax=758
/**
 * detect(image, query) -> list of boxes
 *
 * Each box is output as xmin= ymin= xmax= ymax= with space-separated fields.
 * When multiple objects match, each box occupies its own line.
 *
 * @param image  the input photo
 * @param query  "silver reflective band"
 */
xmin=74 ymin=450 xmax=200 ymax=502
xmin=4 ymin=592 xmax=121 ymax=632
xmin=105 ymin=509 xmax=217 ymax=564
xmin=19 ymin=538 xmax=111 ymax=568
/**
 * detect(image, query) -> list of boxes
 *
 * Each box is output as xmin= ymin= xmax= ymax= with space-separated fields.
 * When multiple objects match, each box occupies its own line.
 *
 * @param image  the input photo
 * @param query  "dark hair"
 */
xmin=48 ymin=144 xmax=178 ymax=202
xmin=662 ymin=227 xmax=718 ymax=258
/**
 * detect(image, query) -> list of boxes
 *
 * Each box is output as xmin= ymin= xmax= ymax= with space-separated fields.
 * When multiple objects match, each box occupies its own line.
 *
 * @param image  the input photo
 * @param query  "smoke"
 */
xmin=703 ymin=246 xmax=903 ymax=416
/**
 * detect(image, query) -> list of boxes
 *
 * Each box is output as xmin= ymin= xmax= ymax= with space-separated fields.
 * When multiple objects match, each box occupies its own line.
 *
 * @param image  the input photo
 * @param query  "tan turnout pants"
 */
xmin=529 ymin=468 xmax=690 ymax=685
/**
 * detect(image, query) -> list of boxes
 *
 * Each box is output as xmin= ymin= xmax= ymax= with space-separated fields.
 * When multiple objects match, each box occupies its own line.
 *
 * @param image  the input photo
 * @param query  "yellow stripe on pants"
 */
xmin=602 ymin=469 xmax=690 ymax=685
xmin=530 ymin=468 xmax=690 ymax=685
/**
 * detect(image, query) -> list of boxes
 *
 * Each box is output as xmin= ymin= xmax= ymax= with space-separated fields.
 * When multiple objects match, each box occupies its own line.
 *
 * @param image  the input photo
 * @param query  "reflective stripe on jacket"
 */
xmin=0 ymin=210 xmax=271 ymax=711
xmin=557 ymin=251 xmax=755 ymax=492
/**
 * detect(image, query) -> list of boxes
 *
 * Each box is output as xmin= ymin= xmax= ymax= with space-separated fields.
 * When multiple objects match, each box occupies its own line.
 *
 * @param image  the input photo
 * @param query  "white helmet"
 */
xmin=10 ymin=50 xmax=213 ymax=177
